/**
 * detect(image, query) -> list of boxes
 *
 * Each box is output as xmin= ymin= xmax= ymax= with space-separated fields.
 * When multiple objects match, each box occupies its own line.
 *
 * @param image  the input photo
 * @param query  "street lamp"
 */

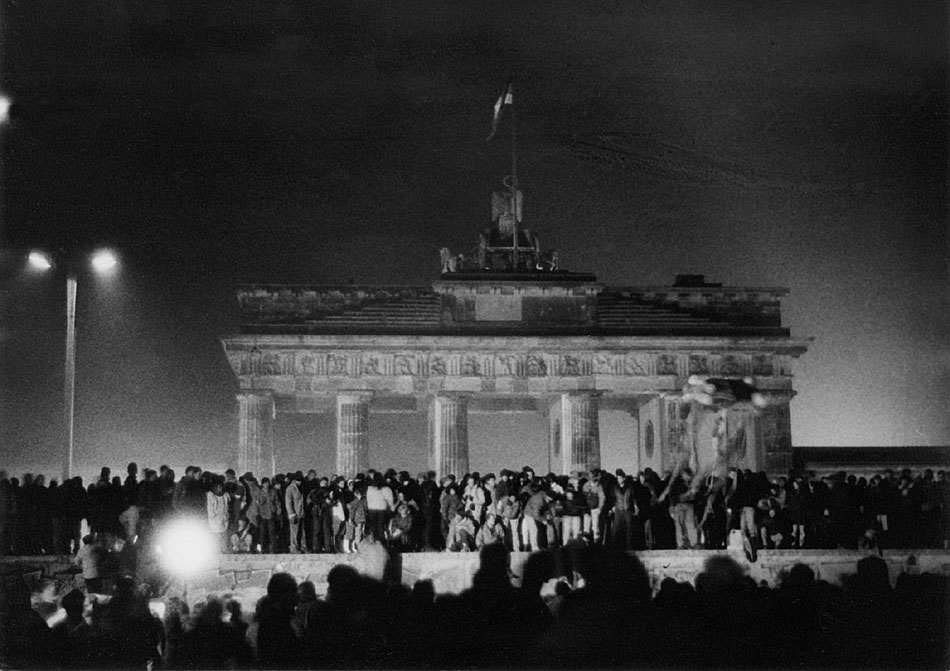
xmin=28 ymin=248 xmax=119 ymax=481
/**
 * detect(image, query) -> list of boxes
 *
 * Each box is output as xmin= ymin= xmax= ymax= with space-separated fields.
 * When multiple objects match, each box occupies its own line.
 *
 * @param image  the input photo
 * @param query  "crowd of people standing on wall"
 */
xmin=0 ymin=462 xmax=948 ymax=561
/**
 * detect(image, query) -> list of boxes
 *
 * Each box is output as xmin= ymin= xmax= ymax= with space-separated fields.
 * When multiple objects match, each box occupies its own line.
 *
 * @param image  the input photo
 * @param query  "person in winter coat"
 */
xmin=285 ymin=473 xmax=305 ymax=553
xmin=448 ymin=505 xmax=476 ymax=551
xmin=344 ymin=489 xmax=368 ymax=553
xmin=207 ymin=479 xmax=230 ymax=552
xmin=255 ymin=478 xmax=281 ymax=554
xmin=388 ymin=502 xmax=414 ymax=550
xmin=440 ymin=484 xmax=461 ymax=547
xmin=74 ymin=535 xmax=104 ymax=593
xmin=521 ymin=488 xmax=551 ymax=552
xmin=475 ymin=512 xmax=506 ymax=548
xmin=463 ymin=474 xmax=487 ymax=525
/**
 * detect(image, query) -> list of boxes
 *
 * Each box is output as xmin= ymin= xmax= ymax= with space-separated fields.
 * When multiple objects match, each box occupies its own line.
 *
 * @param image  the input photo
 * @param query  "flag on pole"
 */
xmin=486 ymin=82 xmax=513 ymax=141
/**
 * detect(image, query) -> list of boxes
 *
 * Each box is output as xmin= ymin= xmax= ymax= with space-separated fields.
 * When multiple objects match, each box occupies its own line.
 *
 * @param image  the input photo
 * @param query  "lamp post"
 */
xmin=28 ymin=249 xmax=118 ymax=482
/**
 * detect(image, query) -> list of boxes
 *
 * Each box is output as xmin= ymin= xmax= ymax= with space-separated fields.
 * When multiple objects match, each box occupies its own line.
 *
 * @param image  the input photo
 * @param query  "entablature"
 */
xmin=222 ymin=333 xmax=809 ymax=398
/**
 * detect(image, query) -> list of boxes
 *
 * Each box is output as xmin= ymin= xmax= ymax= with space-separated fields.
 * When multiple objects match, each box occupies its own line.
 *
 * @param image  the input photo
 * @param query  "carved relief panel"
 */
xmin=753 ymin=355 xmax=774 ymax=376
xmin=657 ymin=354 xmax=678 ymax=376
xmin=623 ymin=353 xmax=651 ymax=376
xmin=526 ymin=355 xmax=547 ymax=377
xmin=493 ymin=354 xmax=520 ymax=377
xmin=230 ymin=350 xmax=296 ymax=376
xmin=688 ymin=354 xmax=709 ymax=375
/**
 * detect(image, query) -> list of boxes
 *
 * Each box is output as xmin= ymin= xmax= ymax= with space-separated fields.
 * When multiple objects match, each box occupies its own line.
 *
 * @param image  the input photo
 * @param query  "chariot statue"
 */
xmin=440 ymin=177 xmax=559 ymax=274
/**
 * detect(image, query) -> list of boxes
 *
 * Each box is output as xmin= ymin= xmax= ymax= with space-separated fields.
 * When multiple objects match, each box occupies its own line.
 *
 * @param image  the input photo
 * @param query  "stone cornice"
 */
xmin=221 ymin=333 xmax=811 ymax=355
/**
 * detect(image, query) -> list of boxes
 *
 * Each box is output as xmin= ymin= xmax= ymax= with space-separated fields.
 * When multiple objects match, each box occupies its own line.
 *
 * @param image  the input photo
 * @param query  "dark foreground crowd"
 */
xmin=1 ymin=541 xmax=948 ymax=669
xmin=1 ymin=462 xmax=948 ymax=562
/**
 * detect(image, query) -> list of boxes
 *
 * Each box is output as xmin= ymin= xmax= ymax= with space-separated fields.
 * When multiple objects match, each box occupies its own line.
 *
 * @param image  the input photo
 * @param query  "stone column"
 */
xmin=755 ymin=395 xmax=793 ymax=476
xmin=550 ymin=393 xmax=601 ymax=474
xmin=336 ymin=392 xmax=371 ymax=477
xmin=428 ymin=394 xmax=469 ymax=479
xmin=237 ymin=392 xmax=275 ymax=478
xmin=660 ymin=394 xmax=687 ymax=474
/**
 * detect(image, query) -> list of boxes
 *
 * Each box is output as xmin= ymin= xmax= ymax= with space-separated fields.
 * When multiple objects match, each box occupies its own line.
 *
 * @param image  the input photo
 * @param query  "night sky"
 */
xmin=1 ymin=0 xmax=947 ymax=477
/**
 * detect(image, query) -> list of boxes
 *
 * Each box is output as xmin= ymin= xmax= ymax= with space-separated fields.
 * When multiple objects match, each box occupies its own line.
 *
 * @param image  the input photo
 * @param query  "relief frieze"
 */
xmin=526 ymin=355 xmax=547 ymax=377
xmin=231 ymin=348 xmax=768 ymax=381
xmin=231 ymin=350 xmax=296 ymax=376
xmin=327 ymin=354 xmax=349 ymax=376
xmin=561 ymin=354 xmax=582 ymax=376
xmin=657 ymin=354 xmax=679 ymax=376
xmin=719 ymin=354 xmax=744 ymax=376
xmin=429 ymin=354 xmax=448 ymax=376
xmin=623 ymin=354 xmax=650 ymax=376
xmin=493 ymin=354 xmax=519 ymax=377
xmin=393 ymin=354 xmax=417 ymax=376
xmin=298 ymin=354 xmax=322 ymax=376
xmin=688 ymin=354 xmax=708 ymax=375
xmin=753 ymin=355 xmax=774 ymax=376
xmin=592 ymin=353 xmax=617 ymax=375
xmin=361 ymin=354 xmax=385 ymax=376
xmin=460 ymin=354 xmax=482 ymax=377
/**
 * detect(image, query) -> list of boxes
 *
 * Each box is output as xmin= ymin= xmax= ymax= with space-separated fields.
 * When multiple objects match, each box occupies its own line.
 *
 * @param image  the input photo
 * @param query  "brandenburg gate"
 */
xmin=222 ymin=189 xmax=809 ymax=479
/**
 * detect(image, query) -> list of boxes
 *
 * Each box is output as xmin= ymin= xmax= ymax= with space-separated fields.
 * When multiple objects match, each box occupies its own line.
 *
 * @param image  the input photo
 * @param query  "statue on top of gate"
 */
xmin=440 ymin=177 xmax=560 ymax=274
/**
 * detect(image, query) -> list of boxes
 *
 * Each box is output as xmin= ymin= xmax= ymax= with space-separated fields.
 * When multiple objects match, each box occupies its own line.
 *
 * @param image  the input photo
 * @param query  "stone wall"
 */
xmin=7 ymin=549 xmax=947 ymax=607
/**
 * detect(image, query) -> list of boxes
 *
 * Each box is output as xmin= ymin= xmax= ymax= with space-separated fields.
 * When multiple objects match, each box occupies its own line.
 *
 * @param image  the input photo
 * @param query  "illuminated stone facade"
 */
xmin=222 ymin=274 xmax=809 ymax=478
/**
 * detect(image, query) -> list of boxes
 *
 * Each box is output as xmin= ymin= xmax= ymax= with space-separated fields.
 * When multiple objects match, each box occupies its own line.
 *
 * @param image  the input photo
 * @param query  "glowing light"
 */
xmin=0 ymin=95 xmax=11 ymax=125
xmin=155 ymin=518 xmax=216 ymax=577
xmin=28 ymin=251 xmax=52 ymax=271
xmin=90 ymin=250 xmax=117 ymax=273
xmin=148 ymin=600 xmax=166 ymax=620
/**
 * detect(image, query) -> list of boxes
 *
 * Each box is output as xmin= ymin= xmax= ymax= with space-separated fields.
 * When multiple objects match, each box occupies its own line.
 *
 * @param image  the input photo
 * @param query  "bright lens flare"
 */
xmin=155 ymin=518 xmax=216 ymax=577
xmin=91 ymin=251 xmax=117 ymax=273
xmin=28 ymin=251 xmax=52 ymax=271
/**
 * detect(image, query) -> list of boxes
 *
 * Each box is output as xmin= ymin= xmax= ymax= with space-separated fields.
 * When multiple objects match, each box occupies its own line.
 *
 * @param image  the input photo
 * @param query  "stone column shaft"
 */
xmin=756 ymin=398 xmax=793 ymax=476
xmin=551 ymin=393 xmax=601 ymax=474
xmin=237 ymin=392 xmax=275 ymax=478
xmin=337 ymin=393 xmax=371 ymax=477
xmin=429 ymin=395 xmax=469 ymax=479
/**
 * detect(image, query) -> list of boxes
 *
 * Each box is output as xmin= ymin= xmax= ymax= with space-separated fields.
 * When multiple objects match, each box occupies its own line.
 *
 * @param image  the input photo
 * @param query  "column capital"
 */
xmin=336 ymin=390 xmax=374 ymax=402
xmin=761 ymin=390 xmax=795 ymax=404
xmin=430 ymin=391 xmax=471 ymax=400
xmin=564 ymin=390 xmax=602 ymax=399
xmin=236 ymin=389 xmax=274 ymax=400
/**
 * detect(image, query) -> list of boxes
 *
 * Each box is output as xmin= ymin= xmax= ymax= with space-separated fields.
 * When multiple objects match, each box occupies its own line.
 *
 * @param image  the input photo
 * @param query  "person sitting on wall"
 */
xmin=388 ymin=502 xmax=414 ymax=551
xmin=475 ymin=512 xmax=506 ymax=549
xmin=448 ymin=504 xmax=476 ymax=552
xmin=230 ymin=517 xmax=253 ymax=553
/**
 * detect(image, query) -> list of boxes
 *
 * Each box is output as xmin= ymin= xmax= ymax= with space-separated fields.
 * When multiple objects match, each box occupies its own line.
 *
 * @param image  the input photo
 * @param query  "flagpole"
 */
xmin=510 ymin=82 xmax=519 ymax=270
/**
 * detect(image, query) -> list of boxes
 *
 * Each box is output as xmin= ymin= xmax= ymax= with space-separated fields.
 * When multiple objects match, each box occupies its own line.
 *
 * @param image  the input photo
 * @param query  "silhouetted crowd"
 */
xmin=2 ymin=540 xmax=948 ymax=669
xmin=2 ymin=463 xmax=948 ymax=560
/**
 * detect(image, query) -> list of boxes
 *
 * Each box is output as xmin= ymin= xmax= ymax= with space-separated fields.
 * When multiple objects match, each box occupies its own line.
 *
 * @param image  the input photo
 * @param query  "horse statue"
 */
xmin=440 ymin=247 xmax=460 ymax=273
